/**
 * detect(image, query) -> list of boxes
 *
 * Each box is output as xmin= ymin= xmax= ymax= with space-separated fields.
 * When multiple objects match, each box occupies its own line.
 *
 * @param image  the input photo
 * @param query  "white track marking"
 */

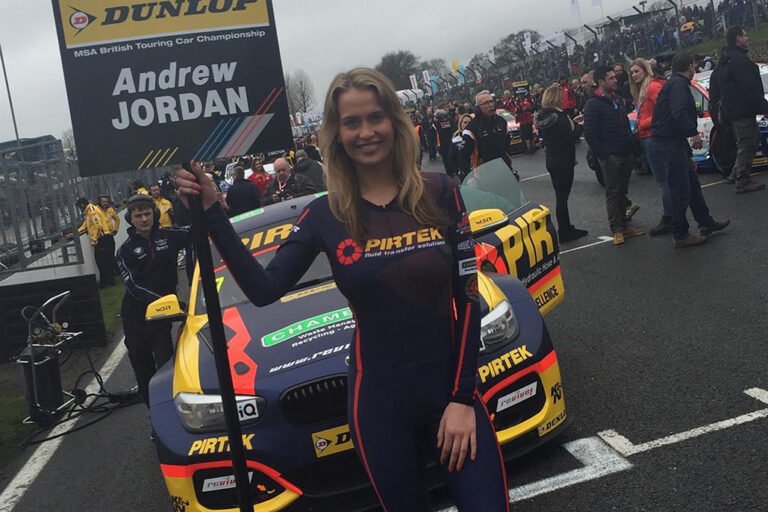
xmin=521 ymin=172 xmax=550 ymax=182
xmin=701 ymin=170 xmax=764 ymax=188
xmin=560 ymin=236 xmax=614 ymax=254
xmin=436 ymin=437 xmax=632 ymax=511
xmin=598 ymin=388 xmax=768 ymax=457
xmin=0 ymin=340 xmax=127 ymax=512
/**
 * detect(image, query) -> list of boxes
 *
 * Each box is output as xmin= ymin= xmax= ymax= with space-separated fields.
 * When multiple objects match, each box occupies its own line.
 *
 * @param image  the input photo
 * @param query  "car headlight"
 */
xmin=480 ymin=300 xmax=519 ymax=353
xmin=174 ymin=393 xmax=265 ymax=433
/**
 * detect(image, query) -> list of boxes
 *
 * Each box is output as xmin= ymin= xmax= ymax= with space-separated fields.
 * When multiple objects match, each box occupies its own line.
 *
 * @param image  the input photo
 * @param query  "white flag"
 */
xmin=523 ymin=32 xmax=533 ymax=54
xmin=488 ymin=48 xmax=496 ymax=64
xmin=409 ymin=74 xmax=418 ymax=90
xmin=422 ymin=70 xmax=430 ymax=85
xmin=570 ymin=0 xmax=581 ymax=18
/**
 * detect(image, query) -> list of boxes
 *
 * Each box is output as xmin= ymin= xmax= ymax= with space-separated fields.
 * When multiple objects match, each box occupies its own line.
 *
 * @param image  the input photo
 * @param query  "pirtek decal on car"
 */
xmin=261 ymin=307 xmax=354 ymax=347
xmin=478 ymin=345 xmax=534 ymax=383
xmin=312 ymin=425 xmax=353 ymax=458
xmin=239 ymin=223 xmax=292 ymax=251
xmin=188 ymin=434 xmax=255 ymax=456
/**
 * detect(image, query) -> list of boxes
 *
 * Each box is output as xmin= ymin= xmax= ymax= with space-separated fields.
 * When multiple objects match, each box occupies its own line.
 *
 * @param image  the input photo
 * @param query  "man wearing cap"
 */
xmin=117 ymin=193 xmax=190 ymax=406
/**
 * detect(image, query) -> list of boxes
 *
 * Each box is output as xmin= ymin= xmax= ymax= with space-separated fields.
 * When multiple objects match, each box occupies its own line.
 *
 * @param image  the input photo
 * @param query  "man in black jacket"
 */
xmin=293 ymin=150 xmax=326 ymax=191
xmin=117 ymin=195 xmax=190 ymax=404
xmin=583 ymin=65 xmax=644 ymax=245
xmin=719 ymin=26 xmax=768 ymax=193
xmin=263 ymin=158 xmax=319 ymax=205
xmin=459 ymin=91 xmax=510 ymax=176
xmin=652 ymin=53 xmax=730 ymax=248
xmin=225 ymin=166 xmax=261 ymax=217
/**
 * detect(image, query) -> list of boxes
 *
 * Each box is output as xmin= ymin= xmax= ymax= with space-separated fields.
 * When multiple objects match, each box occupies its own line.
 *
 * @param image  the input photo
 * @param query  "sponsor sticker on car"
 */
xmin=496 ymin=382 xmax=537 ymax=412
xmin=312 ymin=425 xmax=353 ymax=458
xmin=202 ymin=473 xmax=254 ymax=493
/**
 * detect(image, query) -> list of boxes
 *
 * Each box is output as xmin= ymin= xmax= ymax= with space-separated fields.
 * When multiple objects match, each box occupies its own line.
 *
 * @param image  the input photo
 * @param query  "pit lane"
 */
xmin=2 ymin=145 xmax=767 ymax=511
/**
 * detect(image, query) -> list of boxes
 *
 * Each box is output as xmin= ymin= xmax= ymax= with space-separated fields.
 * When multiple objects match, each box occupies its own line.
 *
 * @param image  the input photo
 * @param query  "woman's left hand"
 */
xmin=437 ymin=402 xmax=477 ymax=473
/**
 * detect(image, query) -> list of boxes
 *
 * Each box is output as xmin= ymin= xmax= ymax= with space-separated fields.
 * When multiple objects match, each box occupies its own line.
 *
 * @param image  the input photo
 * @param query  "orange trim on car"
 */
xmin=160 ymin=460 xmax=303 ymax=496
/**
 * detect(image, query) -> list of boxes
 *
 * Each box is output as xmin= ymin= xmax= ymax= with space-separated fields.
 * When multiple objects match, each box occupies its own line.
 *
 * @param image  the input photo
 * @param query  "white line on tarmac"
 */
xmin=560 ymin=236 xmax=614 ymax=254
xmin=597 ymin=387 xmax=768 ymax=457
xmin=521 ymin=172 xmax=550 ymax=182
xmin=436 ymin=437 xmax=633 ymax=511
xmin=0 ymin=340 xmax=127 ymax=512
xmin=700 ymin=170 xmax=765 ymax=189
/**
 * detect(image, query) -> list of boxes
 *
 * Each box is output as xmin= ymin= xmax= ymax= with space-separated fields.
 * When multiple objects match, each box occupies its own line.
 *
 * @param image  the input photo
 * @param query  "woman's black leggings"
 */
xmin=547 ymin=163 xmax=575 ymax=231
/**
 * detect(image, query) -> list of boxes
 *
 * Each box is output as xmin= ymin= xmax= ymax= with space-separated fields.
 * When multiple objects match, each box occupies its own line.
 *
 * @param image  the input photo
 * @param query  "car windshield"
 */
xmin=459 ymin=158 xmax=527 ymax=214
xmin=195 ymin=220 xmax=332 ymax=314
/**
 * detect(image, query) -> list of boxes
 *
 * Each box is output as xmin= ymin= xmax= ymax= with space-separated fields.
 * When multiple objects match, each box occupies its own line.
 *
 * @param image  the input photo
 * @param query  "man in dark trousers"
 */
xmin=117 ymin=194 xmax=189 ymax=405
xmin=293 ymin=149 xmax=326 ymax=191
xmin=459 ymin=90 xmax=510 ymax=176
xmin=435 ymin=107 xmax=456 ymax=174
xmin=719 ymin=26 xmax=768 ymax=193
xmin=652 ymin=52 xmax=730 ymax=248
xmin=583 ymin=65 xmax=645 ymax=245
xmin=225 ymin=166 xmax=261 ymax=217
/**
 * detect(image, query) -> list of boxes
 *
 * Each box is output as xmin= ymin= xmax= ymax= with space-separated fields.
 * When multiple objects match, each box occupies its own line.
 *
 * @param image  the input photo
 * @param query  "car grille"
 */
xmin=490 ymin=373 xmax=546 ymax=431
xmin=280 ymin=375 xmax=348 ymax=426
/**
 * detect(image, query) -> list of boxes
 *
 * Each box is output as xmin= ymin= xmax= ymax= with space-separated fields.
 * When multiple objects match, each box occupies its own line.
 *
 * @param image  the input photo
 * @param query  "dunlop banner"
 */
xmin=51 ymin=0 xmax=292 ymax=176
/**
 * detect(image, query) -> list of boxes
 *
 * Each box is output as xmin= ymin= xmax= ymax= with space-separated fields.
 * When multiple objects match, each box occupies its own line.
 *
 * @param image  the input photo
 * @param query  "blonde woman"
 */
xmin=534 ymin=85 xmax=588 ymax=242
xmin=629 ymin=58 xmax=671 ymax=235
xmin=449 ymin=113 xmax=473 ymax=179
xmin=174 ymin=68 xmax=509 ymax=511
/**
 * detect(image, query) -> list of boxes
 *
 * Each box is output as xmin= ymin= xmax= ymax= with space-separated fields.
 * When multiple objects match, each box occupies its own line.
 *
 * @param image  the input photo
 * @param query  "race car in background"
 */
xmin=689 ymin=65 xmax=768 ymax=175
xmin=497 ymin=109 xmax=538 ymax=156
xmin=148 ymin=159 xmax=567 ymax=511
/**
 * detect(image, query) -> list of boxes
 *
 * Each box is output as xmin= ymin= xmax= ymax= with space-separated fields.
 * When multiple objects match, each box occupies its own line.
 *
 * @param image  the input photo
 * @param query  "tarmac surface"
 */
xmin=2 ymin=145 xmax=767 ymax=511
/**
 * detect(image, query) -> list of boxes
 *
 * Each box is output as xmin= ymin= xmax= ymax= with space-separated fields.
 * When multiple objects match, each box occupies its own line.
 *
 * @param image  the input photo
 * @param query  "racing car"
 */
xmin=148 ymin=159 xmax=567 ymax=511
xmin=688 ymin=64 xmax=768 ymax=175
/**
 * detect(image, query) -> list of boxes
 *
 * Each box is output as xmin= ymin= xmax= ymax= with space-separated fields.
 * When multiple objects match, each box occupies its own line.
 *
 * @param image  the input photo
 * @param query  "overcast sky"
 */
xmin=0 ymin=0 xmax=642 ymax=142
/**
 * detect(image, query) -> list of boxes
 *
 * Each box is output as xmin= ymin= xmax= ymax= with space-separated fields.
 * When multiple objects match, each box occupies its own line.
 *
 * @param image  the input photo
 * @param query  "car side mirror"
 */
xmin=469 ymin=209 xmax=509 ymax=235
xmin=145 ymin=295 xmax=186 ymax=322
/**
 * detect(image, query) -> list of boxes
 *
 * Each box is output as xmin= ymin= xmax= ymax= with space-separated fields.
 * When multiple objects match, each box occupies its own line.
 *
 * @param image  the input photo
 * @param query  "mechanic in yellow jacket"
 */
xmin=77 ymin=197 xmax=115 ymax=287
xmin=149 ymin=183 xmax=174 ymax=228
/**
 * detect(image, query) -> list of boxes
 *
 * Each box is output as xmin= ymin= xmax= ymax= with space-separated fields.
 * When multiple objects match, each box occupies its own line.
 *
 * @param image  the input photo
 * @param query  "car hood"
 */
xmin=188 ymin=282 xmax=354 ymax=395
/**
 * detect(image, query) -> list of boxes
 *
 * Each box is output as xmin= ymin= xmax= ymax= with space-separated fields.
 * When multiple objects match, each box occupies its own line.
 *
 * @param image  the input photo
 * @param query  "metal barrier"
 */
xmin=0 ymin=135 xmax=172 ymax=277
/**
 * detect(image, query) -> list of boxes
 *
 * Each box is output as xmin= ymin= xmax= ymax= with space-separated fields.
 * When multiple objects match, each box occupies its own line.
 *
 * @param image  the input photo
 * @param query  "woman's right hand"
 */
xmin=174 ymin=161 xmax=219 ymax=211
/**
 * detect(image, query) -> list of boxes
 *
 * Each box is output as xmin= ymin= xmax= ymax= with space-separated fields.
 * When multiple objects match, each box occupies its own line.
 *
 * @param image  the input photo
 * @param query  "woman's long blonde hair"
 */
xmin=629 ymin=58 xmax=654 ymax=105
xmin=319 ymin=68 xmax=446 ymax=241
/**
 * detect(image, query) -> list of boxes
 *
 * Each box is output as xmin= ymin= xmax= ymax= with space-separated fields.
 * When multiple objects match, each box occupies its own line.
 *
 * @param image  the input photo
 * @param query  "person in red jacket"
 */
xmin=559 ymin=77 xmax=578 ymax=118
xmin=515 ymin=94 xmax=536 ymax=154
xmin=630 ymin=58 xmax=671 ymax=236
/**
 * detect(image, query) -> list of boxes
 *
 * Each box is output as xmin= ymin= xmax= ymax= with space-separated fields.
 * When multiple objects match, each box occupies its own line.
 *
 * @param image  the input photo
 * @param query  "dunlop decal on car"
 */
xmin=312 ymin=425 xmax=354 ymax=458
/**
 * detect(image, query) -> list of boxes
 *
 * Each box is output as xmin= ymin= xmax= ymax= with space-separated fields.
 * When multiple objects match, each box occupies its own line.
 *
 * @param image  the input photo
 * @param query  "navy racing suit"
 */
xmin=117 ymin=225 xmax=190 ymax=405
xmin=204 ymin=173 xmax=509 ymax=511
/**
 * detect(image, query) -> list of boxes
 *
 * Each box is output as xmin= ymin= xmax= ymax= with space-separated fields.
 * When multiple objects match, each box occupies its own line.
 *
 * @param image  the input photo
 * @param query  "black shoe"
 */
xmin=625 ymin=204 xmax=640 ymax=221
xmin=700 ymin=219 xmax=730 ymax=237
xmin=559 ymin=227 xmax=588 ymax=243
xmin=649 ymin=218 xmax=672 ymax=236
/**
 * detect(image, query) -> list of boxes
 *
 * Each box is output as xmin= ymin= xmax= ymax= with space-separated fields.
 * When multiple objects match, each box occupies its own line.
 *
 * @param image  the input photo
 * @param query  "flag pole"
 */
xmin=184 ymin=162 xmax=254 ymax=512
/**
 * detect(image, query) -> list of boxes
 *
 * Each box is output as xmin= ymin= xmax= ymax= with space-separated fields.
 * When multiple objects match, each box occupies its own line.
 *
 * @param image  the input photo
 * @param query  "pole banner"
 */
xmin=51 ymin=0 xmax=292 ymax=176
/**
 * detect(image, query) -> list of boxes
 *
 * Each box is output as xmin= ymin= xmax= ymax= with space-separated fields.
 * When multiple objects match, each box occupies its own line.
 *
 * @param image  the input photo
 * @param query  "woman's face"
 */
xmin=630 ymin=65 xmax=646 ymax=84
xmin=459 ymin=116 xmax=470 ymax=131
xmin=337 ymin=88 xmax=394 ymax=170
